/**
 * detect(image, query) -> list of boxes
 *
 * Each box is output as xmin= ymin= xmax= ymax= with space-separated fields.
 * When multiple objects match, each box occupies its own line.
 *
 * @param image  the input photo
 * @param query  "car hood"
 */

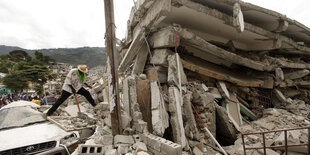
xmin=0 ymin=122 xmax=70 ymax=151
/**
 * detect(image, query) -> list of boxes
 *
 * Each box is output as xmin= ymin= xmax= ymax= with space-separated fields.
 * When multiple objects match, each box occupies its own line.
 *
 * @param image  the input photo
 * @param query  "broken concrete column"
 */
xmin=151 ymin=81 xmax=169 ymax=136
xmin=150 ymin=49 xmax=174 ymax=67
xmin=132 ymin=43 xmax=149 ymax=75
xmin=275 ymin=67 xmax=284 ymax=81
xmin=233 ymin=3 xmax=244 ymax=32
xmin=167 ymin=54 xmax=188 ymax=87
xmin=168 ymin=86 xmax=187 ymax=148
xmin=284 ymin=69 xmax=310 ymax=80
xmin=123 ymin=76 xmax=143 ymax=126
xmin=182 ymin=93 xmax=200 ymax=140
xmin=274 ymin=88 xmax=291 ymax=104
xmin=149 ymin=26 xmax=180 ymax=48
xmin=122 ymin=77 xmax=130 ymax=115
xmin=199 ymin=93 xmax=216 ymax=146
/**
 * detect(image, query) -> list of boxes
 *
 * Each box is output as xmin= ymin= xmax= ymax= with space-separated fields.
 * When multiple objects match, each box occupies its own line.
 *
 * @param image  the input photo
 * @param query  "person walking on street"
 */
xmin=46 ymin=65 xmax=96 ymax=117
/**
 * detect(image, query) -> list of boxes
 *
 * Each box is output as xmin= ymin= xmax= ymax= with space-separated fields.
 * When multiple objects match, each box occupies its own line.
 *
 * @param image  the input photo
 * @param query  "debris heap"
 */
xmin=55 ymin=0 xmax=310 ymax=154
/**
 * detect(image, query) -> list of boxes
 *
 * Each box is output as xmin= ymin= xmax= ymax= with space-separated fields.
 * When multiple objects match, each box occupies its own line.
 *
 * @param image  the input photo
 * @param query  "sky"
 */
xmin=0 ymin=0 xmax=309 ymax=49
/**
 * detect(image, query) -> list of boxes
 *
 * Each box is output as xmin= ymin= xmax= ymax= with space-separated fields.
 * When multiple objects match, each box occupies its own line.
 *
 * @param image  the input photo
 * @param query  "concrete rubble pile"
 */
xmin=50 ymin=0 xmax=310 ymax=154
xmin=114 ymin=0 xmax=310 ymax=154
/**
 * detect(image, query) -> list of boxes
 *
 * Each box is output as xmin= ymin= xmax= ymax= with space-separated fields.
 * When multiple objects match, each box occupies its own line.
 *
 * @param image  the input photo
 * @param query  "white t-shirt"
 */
xmin=62 ymin=68 xmax=84 ymax=93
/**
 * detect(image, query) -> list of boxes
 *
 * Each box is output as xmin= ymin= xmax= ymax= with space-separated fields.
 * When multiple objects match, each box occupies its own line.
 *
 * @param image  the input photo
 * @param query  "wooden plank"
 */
xmin=47 ymin=117 xmax=70 ymax=132
xmin=136 ymin=80 xmax=153 ymax=133
xmin=146 ymin=67 xmax=159 ymax=81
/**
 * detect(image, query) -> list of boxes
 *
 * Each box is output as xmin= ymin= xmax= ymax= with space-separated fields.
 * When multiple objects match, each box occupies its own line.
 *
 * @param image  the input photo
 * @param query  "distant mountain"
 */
xmin=0 ymin=45 xmax=106 ymax=68
xmin=0 ymin=45 xmax=24 ymax=54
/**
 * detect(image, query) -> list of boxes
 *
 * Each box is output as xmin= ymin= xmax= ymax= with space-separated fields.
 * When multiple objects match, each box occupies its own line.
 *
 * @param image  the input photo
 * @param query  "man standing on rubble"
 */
xmin=45 ymin=64 xmax=96 ymax=117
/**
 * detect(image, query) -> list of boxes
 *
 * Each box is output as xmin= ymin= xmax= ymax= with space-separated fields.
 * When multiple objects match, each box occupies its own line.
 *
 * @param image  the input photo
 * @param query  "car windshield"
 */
xmin=0 ymin=106 xmax=45 ymax=130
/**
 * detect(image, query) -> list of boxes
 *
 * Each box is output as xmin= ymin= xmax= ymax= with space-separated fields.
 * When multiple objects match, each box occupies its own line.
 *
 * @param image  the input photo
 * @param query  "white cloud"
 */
xmin=0 ymin=0 xmax=133 ymax=49
xmin=0 ymin=0 xmax=309 ymax=49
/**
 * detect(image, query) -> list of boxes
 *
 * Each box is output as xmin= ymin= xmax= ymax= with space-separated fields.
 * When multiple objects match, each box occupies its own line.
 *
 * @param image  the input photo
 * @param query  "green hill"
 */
xmin=0 ymin=45 xmax=107 ymax=68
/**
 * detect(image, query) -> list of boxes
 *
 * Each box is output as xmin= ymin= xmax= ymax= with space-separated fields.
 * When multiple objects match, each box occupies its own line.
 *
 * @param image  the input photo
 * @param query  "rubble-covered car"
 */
xmin=0 ymin=101 xmax=79 ymax=155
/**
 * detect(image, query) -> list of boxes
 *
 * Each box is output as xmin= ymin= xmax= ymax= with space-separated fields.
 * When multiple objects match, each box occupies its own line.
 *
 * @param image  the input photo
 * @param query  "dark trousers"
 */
xmin=47 ymin=87 xmax=96 ymax=116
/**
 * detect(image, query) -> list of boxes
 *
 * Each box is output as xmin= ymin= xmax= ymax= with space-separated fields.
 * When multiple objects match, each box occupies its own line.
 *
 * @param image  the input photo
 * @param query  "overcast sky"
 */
xmin=0 ymin=0 xmax=309 ymax=49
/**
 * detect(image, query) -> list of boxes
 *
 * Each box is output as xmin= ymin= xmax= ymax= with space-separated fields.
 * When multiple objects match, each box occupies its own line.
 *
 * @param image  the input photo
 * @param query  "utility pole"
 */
xmin=104 ymin=0 xmax=122 ymax=135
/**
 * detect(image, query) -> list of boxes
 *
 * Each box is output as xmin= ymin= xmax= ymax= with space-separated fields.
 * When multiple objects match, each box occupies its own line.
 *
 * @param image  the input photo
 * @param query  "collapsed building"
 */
xmin=49 ymin=0 xmax=310 ymax=154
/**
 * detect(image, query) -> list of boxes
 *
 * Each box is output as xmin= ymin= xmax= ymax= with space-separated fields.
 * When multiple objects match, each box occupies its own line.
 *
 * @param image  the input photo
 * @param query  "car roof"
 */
xmin=1 ymin=101 xmax=40 ymax=110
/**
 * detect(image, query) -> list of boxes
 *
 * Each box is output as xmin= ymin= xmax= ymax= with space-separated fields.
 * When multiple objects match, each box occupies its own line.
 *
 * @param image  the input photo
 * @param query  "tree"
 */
xmin=9 ymin=50 xmax=31 ymax=62
xmin=34 ymin=51 xmax=55 ymax=64
xmin=3 ymin=71 xmax=28 ymax=91
xmin=1 ymin=50 xmax=56 ymax=94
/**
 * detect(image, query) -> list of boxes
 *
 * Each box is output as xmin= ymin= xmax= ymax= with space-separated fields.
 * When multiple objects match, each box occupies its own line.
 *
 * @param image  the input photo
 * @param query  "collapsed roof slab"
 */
xmin=266 ymin=56 xmax=310 ymax=70
xmin=162 ymin=0 xmax=310 ymax=54
xmin=277 ymin=81 xmax=310 ymax=88
xmin=181 ymin=55 xmax=271 ymax=88
xmin=193 ymin=0 xmax=310 ymax=47
xmin=126 ymin=0 xmax=310 ymax=54
xmin=149 ymin=26 xmax=273 ymax=71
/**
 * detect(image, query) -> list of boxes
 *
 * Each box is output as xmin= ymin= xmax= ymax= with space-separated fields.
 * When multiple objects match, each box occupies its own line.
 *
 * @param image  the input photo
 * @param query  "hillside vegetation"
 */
xmin=0 ymin=45 xmax=106 ymax=68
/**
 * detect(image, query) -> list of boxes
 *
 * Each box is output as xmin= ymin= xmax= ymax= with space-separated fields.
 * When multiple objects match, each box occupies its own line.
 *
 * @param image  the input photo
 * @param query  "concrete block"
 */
xmin=193 ymin=146 xmax=203 ymax=155
xmin=137 ymin=151 xmax=150 ymax=155
xmin=284 ymin=69 xmax=310 ymax=80
xmin=117 ymin=144 xmax=130 ymax=155
xmin=146 ymin=135 xmax=161 ymax=151
xmin=139 ymin=74 xmax=147 ymax=80
xmin=103 ymin=145 xmax=113 ymax=151
xmin=97 ymin=92 xmax=104 ymax=102
xmin=101 ymin=135 xmax=113 ymax=145
xmin=160 ymin=140 xmax=182 ymax=155
xmin=105 ymin=149 xmax=118 ymax=155
xmin=114 ymin=135 xmax=135 ymax=144
xmin=104 ymin=115 xmax=112 ymax=127
xmin=275 ymin=68 xmax=284 ymax=81
xmin=133 ymin=119 xmax=148 ymax=133
xmin=134 ymin=141 xmax=148 ymax=152
xmin=121 ymin=111 xmax=132 ymax=129
xmin=94 ymin=84 xmax=104 ymax=93
xmin=79 ymin=144 xmax=104 ymax=155
xmin=133 ymin=134 xmax=141 ymax=142
xmin=150 ymin=49 xmax=174 ymax=67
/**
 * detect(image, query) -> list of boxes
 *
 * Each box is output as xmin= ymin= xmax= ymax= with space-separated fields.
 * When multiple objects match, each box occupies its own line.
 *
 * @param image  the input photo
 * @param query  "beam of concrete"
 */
xmin=120 ymin=0 xmax=171 ymax=72
xmin=181 ymin=55 xmax=268 ymax=88
xmin=132 ymin=0 xmax=171 ymax=39
xmin=132 ymin=43 xmax=149 ymax=75
xmin=267 ymin=56 xmax=310 ymax=69
xmin=119 ymin=32 xmax=144 ymax=72
xmin=179 ymin=28 xmax=273 ymax=71
xmin=169 ymin=86 xmax=188 ymax=148
xmin=171 ymin=0 xmax=310 ymax=53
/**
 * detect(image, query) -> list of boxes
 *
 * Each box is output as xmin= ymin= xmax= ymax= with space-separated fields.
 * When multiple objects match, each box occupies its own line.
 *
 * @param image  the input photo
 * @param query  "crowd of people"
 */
xmin=0 ymin=92 xmax=55 ymax=109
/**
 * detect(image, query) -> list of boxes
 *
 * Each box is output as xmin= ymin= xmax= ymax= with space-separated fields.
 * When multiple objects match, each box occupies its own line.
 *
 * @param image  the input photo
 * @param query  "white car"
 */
xmin=0 ymin=101 xmax=79 ymax=155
